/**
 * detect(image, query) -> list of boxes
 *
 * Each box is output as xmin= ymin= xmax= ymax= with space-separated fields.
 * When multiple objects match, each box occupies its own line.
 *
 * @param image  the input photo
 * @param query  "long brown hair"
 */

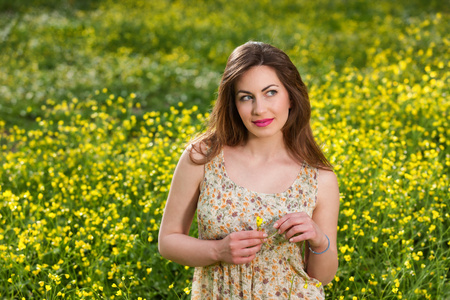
xmin=190 ymin=41 xmax=332 ymax=169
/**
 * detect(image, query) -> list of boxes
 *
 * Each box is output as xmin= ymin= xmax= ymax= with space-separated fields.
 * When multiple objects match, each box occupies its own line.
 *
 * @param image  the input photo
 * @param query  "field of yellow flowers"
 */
xmin=1 ymin=0 xmax=449 ymax=299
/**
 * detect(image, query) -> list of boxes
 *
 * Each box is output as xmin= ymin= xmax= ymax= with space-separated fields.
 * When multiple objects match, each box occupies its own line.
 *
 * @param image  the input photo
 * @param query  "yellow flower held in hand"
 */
xmin=256 ymin=216 xmax=263 ymax=230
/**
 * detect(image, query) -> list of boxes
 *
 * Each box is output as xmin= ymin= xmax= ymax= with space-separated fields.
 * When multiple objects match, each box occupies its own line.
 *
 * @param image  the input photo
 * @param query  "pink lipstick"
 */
xmin=252 ymin=118 xmax=274 ymax=127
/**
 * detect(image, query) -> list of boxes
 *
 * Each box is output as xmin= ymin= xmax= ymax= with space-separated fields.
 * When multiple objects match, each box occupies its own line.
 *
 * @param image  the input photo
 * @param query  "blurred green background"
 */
xmin=0 ymin=0 xmax=447 ymax=129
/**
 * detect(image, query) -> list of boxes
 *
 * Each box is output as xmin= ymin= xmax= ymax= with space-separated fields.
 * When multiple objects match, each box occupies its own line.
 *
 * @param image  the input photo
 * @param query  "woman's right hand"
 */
xmin=159 ymin=147 xmax=268 ymax=267
xmin=216 ymin=230 xmax=268 ymax=264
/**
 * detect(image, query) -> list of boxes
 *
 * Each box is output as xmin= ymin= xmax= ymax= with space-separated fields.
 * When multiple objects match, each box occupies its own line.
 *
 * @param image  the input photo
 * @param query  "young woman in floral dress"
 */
xmin=159 ymin=42 xmax=340 ymax=299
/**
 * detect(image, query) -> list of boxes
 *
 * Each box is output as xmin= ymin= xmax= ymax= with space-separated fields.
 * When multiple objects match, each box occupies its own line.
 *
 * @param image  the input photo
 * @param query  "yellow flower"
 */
xmin=256 ymin=216 xmax=263 ymax=229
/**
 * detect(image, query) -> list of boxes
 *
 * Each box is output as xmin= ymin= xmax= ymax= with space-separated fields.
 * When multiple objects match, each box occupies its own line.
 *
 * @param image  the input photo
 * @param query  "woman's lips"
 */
xmin=252 ymin=118 xmax=274 ymax=127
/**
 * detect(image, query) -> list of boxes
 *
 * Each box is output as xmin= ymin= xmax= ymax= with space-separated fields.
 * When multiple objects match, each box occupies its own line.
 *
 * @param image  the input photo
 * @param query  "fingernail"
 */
xmin=289 ymin=238 xmax=294 ymax=243
xmin=263 ymin=233 xmax=268 ymax=238
xmin=273 ymin=223 xmax=278 ymax=228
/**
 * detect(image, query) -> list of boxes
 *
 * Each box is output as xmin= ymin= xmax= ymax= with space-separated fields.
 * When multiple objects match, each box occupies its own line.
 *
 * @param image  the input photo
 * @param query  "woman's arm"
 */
xmin=158 ymin=147 xmax=267 ymax=267
xmin=304 ymin=169 xmax=340 ymax=284
xmin=273 ymin=168 xmax=339 ymax=284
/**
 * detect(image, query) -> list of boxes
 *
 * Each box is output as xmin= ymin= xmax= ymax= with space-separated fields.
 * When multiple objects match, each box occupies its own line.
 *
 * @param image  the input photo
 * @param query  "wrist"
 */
xmin=210 ymin=239 xmax=221 ymax=263
xmin=308 ymin=234 xmax=330 ymax=255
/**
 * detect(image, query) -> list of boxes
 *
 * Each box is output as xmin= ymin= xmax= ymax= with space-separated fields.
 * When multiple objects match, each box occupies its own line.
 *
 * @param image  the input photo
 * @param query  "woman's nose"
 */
xmin=252 ymin=97 xmax=267 ymax=115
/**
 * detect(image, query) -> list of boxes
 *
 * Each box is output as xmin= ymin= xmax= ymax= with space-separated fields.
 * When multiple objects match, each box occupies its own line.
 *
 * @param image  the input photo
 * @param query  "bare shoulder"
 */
xmin=317 ymin=168 xmax=338 ymax=187
xmin=172 ymin=143 xmax=208 ymax=189
xmin=177 ymin=143 xmax=206 ymax=174
xmin=317 ymin=168 xmax=339 ymax=206
xmin=186 ymin=141 xmax=209 ymax=165
xmin=165 ymin=144 xmax=205 ymax=210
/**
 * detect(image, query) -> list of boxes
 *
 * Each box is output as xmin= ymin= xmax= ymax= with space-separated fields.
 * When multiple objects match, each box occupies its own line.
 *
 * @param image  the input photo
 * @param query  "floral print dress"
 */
xmin=191 ymin=150 xmax=324 ymax=300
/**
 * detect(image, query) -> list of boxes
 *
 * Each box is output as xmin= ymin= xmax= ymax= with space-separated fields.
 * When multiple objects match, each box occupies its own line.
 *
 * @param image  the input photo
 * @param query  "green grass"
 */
xmin=0 ymin=0 xmax=449 ymax=299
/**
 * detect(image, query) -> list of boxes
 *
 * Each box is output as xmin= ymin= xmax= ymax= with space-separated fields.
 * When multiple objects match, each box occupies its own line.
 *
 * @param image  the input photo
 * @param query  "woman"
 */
xmin=158 ymin=41 xmax=339 ymax=299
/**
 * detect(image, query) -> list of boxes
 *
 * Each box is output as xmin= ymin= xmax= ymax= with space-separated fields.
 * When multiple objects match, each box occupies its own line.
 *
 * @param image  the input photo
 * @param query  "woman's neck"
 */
xmin=238 ymin=135 xmax=288 ymax=161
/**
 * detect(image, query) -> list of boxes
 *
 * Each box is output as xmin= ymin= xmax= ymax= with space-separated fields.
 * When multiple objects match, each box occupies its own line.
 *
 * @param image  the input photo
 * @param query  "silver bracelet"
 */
xmin=308 ymin=235 xmax=330 ymax=255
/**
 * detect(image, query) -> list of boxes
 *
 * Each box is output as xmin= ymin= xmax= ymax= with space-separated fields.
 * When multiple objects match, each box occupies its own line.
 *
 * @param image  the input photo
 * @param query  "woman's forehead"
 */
xmin=235 ymin=66 xmax=282 ymax=92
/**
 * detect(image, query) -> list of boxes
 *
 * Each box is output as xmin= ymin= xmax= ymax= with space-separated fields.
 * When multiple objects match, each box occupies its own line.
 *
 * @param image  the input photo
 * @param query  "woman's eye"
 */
xmin=240 ymin=95 xmax=253 ymax=101
xmin=267 ymin=90 xmax=278 ymax=96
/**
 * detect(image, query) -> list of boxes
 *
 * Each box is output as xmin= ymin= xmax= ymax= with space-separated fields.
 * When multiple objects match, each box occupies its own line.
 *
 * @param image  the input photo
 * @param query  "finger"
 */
xmin=273 ymin=214 xmax=290 ymax=229
xmin=239 ymin=243 xmax=262 ymax=257
xmin=242 ymin=238 xmax=266 ymax=248
xmin=284 ymin=224 xmax=309 ymax=240
xmin=288 ymin=232 xmax=310 ymax=243
xmin=273 ymin=212 xmax=308 ymax=230
xmin=228 ymin=236 xmax=264 ymax=252
xmin=234 ymin=230 xmax=268 ymax=240
xmin=277 ymin=216 xmax=307 ymax=235
xmin=233 ymin=253 xmax=257 ymax=265
xmin=230 ymin=243 xmax=261 ymax=262
xmin=242 ymin=238 xmax=267 ymax=248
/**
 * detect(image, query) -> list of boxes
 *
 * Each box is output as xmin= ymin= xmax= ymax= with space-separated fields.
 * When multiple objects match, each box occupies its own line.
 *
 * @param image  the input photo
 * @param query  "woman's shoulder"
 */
xmin=316 ymin=168 xmax=339 ymax=206
xmin=317 ymin=168 xmax=338 ymax=186
xmin=172 ymin=144 xmax=206 ymax=188
xmin=186 ymin=142 xmax=208 ymax=163
xmin=187 ymin=140 xmax=223 ymax=166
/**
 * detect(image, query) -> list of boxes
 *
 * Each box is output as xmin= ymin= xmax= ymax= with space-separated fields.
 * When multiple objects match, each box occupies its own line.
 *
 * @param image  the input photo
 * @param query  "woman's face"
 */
xmin=234 ymin=65 xmax=291 ymax=141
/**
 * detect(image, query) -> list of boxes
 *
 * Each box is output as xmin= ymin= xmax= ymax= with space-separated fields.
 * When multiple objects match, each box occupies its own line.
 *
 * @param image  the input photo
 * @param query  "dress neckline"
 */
xmin=219 ymin=149 xmax=304 ymax=196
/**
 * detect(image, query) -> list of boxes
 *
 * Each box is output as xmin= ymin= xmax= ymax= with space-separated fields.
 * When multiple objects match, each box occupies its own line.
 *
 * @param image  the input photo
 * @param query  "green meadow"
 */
xmin=0 ymin=0 xmax=448 ymax=299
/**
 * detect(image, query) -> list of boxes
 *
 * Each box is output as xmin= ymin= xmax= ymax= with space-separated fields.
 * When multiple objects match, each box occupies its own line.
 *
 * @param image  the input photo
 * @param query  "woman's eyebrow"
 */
xmin=236 ymin=89 xmax=251 ymax=95
xmin=261 ymin=84 xmax=278 ymax=92
xmin=236 ymin=84 xmax=279 ymax=95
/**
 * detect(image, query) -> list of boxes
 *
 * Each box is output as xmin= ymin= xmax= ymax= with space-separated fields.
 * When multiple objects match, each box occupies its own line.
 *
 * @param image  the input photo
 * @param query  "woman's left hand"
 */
xmin=273 ymin=212 xmax=328 ymax=250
